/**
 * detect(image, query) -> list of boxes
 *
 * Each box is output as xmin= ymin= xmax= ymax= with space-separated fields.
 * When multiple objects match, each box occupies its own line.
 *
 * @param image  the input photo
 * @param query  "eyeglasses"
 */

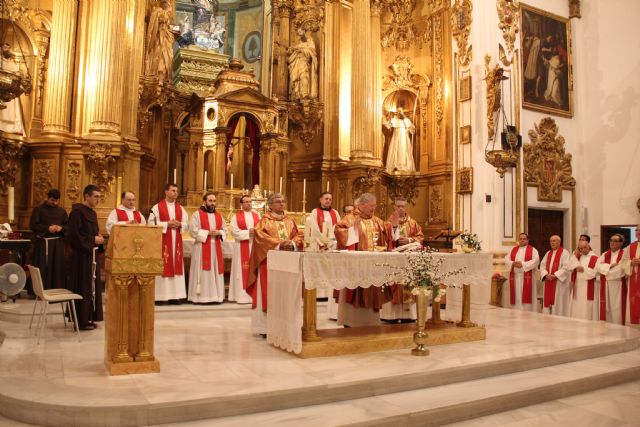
xmin=610 ymin=239 xmax=621 ymax=243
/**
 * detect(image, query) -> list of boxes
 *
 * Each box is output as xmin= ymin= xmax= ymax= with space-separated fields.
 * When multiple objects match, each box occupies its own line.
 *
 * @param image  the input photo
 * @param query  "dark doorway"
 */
xmin=527 ymin=208 xmax=564 ymax=256
xmin=600 ymin=225 xmax=634 ymax=253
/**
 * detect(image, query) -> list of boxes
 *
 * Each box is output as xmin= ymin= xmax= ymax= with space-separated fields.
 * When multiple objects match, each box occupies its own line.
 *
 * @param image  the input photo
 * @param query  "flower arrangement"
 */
xmin=378 ymin=248 xmax=467 ymax=302
xmin=455 ymin=230 xmax=482 ymax=252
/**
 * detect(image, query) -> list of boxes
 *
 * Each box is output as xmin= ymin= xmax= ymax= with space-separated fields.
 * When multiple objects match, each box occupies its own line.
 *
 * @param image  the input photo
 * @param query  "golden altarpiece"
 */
xmin=0 ymin=0 xmax=459 ymax=238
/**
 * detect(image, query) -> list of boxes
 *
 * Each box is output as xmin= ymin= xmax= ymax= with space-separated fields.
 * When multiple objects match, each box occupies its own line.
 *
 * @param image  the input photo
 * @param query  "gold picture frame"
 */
xmin=456 ymin=167 xmax=473 ymax=194
xmin=459 ymin=76 xmax=472 ymax=101
xmin=460 ymin=125 xmax=472 ymax=144
xmin=520 ymin=3 xmax=573 ymax=117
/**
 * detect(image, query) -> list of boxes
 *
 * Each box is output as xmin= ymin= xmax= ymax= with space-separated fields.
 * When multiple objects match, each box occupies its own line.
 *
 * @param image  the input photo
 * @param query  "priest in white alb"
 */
xmin=540 ymin=235 xmax=571 ymax=316
xmin=504 ymin=233 xmax=539 ymax=312
xmin=149 ymin=184 xmax=188 ymax=303
xmin=623 ymin=226 xmax=640 ymax=326
xmin=188 ymin=192 xmax=226 ymax=304
xmin=229 ymin=194 xmax=260 ymax=304
xmin=568 ymin=239 xmax=599 ymax=320
xmin=596 ymin=233 xmax=627 ymax=324
xmin=105 ymin=191 xmax=146 ymax=234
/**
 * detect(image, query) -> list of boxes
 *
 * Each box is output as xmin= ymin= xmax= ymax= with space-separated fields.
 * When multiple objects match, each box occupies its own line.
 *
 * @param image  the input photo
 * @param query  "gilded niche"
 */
xmin=524 ymin=117 xmax=576 ymax=202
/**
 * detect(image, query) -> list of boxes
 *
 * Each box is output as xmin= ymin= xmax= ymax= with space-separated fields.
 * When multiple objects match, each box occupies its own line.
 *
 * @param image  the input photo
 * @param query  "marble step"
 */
xmin=168 ymin=349 xmax=640 ymax=427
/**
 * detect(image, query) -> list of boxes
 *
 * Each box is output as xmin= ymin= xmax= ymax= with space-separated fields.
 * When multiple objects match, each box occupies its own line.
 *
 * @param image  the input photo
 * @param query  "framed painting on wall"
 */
xmin=456 ymin=167 xmax=473 ymax=194
xmin=520 ymin=3 xmax=573 ymax=117
xmin=242 ymin=31 xmax=262 ymax=63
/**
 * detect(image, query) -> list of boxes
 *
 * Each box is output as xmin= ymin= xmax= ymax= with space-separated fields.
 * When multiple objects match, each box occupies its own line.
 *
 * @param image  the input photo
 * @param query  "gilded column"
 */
xmin=370 ymin=2 xmax=383 ymax=161
xmin=273 ymin=1 xmax=294 ymax=99
xmin=87 ymin=1 xmax=126 ymax=135
xmin=120 ymin=0 xmax=146 ymax=141
xmin=350 ymin=0 xmax=374 ymax=160
xmin=42 ymin=0 xmax=78 ymax=135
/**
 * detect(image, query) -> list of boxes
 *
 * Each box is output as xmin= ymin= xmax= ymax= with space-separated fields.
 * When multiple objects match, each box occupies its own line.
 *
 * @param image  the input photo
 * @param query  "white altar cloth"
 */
xmin=266 ymin=251 xmax=493 ymax=354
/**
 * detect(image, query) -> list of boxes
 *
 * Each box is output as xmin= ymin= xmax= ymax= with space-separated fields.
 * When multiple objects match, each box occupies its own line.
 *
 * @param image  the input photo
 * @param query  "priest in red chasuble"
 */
xmin=334 ymin=192 xmax=393 ymax=327
xmin=380 ymin=198 xmax=425 ymax=323
xmin=105 ymin=191 xmax=146 ymax=234
xmin=624 ymin=226 xmax=640 ymax=326
xmin=247 ymin=192 xmax=303 ymax=335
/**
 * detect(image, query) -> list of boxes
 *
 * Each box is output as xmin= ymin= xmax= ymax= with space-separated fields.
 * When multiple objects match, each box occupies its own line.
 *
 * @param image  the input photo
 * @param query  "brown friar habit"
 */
xmin=333 ymin=209 xmax=394 ymax=310
xmin=30 ymin=203 xmax=68 ymax=290
xmin=67 ymin=203 xmax=103 ymax=327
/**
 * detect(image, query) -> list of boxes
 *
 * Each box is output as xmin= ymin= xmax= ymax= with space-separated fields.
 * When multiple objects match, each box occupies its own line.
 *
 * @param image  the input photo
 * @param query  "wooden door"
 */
xmin=527 ymin=209 xmax=564 ymax=256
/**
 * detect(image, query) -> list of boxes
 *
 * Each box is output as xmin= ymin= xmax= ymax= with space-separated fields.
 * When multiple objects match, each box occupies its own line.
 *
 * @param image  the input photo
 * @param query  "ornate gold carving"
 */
xmin=450 ymin=0 xmax=473 ymax=68
xmin=173 ymin=47 xmax=229 ymax=96
xmin=382 ymin=56 xmax=432 ymax=93
xmin=66 ymin=160 xmax=81 ymax=202
xmin=429 ymin=184 xmax=444 ymax=223
xmin=569 ymin=0 xmax=581 ymax=19
xmin=433 ymin=13 xmax=444 ymax=139
xmin=496 ymin=0 xmax=519 ymax=56
xmin=485 ymin=150 xmax=518 ymax=178
xmin=33 ymin=159 xmax=53 ymax=203
xmin=138 ymin=76 xmax=175 ymax=132
xmin=110 ymin=258 xmax=166 ymax=275
xmin=136 ymin=275 xmax=155 ymax=361
xmin=456 ymin=167 xmax=473 ymax=194
xmin=524 ymin=117 xmax=576 ymax=202
xmin=380 ymin=0 xmax=426 ymax=51
xmin=427 ymin=0 xmax=448 ymax=14
xmin=293 ymin=0 xmax=325 ymax=33
xmin=289 ymin=99 xmax=323 ymax=151
xmin=352 ymin=168 xmax=382 ymax=201
xmin=85 ymin=143 xmax=115 ymax=198
xmin=112 ymin=274 xmax=134 ymax=363
xmin=388 ymin=175 xmax=419 ymax=205
xmin=484 ymin=54 xmax=504 ymax=142
xmin=0 ymin=138 xmax=25 ymax=193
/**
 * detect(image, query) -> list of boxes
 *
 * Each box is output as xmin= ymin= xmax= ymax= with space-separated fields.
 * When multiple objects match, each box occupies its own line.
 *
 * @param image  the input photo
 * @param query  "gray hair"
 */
xmin=267 ymin=192 xmax=285 ymax=206
xmin=356 ymin=192 xmax=376 ymax=205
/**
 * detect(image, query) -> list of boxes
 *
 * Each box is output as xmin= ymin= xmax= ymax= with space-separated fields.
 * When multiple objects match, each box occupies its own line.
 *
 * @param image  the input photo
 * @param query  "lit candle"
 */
xmin=302 ymin=178 xmax=306 ymax=202
xmin=279 ymin=176 xmax=283 ymax=193
xmin=173 ymin=168 xmax=177 ymax=184
xmin=230 ymin=173 xmax=234 ymax=191
xmin=203 ymin=171 xmax=207 ymax=189
xmin=7 ymin=186 xmax=14 ymax=223
xmin=326 ymin=180 xmax=330 ymax=192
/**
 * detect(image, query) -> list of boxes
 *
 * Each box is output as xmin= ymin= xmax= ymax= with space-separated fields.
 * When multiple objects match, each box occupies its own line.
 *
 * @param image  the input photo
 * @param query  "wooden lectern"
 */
xmin=104 ymin=224 xmax=164 ymax=375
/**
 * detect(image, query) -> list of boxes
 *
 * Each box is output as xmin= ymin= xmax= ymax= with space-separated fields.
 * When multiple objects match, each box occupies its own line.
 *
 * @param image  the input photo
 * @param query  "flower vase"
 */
xmin=411 ymin=291 xmax=429 ymax=356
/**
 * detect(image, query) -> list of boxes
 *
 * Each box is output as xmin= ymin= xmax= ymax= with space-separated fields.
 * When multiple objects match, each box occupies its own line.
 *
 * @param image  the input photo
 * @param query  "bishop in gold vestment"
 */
xmin=247 ymin=193 xmax=303 ymax=335
xmin=334 ymin=193 xmax=393 ymax=327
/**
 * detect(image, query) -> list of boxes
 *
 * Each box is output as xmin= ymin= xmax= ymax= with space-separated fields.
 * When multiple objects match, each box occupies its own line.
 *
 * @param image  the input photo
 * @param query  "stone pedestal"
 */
xmin=104 ymin=224 xmax=163 ymax=375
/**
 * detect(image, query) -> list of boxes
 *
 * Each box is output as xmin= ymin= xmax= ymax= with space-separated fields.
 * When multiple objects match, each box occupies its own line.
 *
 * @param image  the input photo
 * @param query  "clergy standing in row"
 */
xmin=540 ymin=235 xmax=571 ymax=316
xmin=29 ymin=189 xmax=68 ymax=291
xmin=380 ymin=198 xmax=424 ymax=323
xmin=504 ymin=233 xmax=539 ymax=312
xmin=623 ymin=226 xmax=640 ymax=326
xmin=188 ymin=192 xmax=226 ymax=304
xmin=67 ymin=185 xmax=104 ymax=330
xmin=247 ymin=193 xmax=303 ymax=335
xmin=568 ymin=240 xmax=599 ymax=320
xmin=334 ymin=193 xmax=393 ymax=327
xmin=105 ymin=191 xmax=146 ymax=234
xmin=596 ymin=234 xmax=627 ymax=324
xmin=149 ymin=184 xmax=189 ymax=303
xmin=229 ymin=194 xmax=259 ymax=304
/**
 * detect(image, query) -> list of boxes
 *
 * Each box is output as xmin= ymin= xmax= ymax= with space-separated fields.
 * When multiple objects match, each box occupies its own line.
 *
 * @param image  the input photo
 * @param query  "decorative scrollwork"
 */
xmin=85 ymin=143 xmax=115 ymax=199
xmin=288 ymin=99 xmax=323 ymax=151
xmin=293 ymin=0 xmax=325 ymax=33
xmin=0 ymin=138 xmax=26 ymax=194
xmin=496 ymin=0 xmax=519 ymax=57
xmin=388 ymin=175 xmax=419 ymax=205
xmin=352 ymin=168 xmax=382 ymax=201
xmin=33 ymin=159 xmax=52 ymax=202
xmin=380 ymin=0 xmax=427 ymax=51
xmin=429 ymin=184 xmax=444 ymax=223
xmin=382 ymin=56 xmax=432 ymax=94
xmin=450 ymin=0 xmax=473 ymax=68
xmin=66 ymin=160 xmax=81 ymax=202
xmin=524 ymin=117 xmax=576 ymax=202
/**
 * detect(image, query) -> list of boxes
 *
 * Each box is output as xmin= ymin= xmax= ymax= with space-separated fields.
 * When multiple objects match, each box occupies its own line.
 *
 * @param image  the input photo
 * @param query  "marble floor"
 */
xmin=0 ymin=300 xmax=639 ymax=426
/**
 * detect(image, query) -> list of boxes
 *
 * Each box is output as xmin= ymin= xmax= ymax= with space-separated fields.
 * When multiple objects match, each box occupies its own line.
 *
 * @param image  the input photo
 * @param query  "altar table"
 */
xmin=266 ymin=251 xmax=493 ymax=354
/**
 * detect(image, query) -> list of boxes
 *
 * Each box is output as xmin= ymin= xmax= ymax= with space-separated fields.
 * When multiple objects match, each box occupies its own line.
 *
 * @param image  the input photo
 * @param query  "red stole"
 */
xmin=629 ymin=242 xmax=640 ymax=324
xmin=116 ymin=208 xmax=142 ymax=223
xmin=571 ymin=255 xmax=598 ymax=300
xmin=599 ymin=250 xmax=626 ymax=323
xmin=509 ymin=245 xmax=534 ymax=305
xmin=158 ymin=200 xmax=184 ymax=277
xmin=198 ymin=209 xmax=224 ymax=274
xmin=236 ymin=210 xmax=260 ymax=291
xmin=315 ymin=208 xmax=338 ymax=232
xmin=543 ymin=247 xmax=564 ymax=308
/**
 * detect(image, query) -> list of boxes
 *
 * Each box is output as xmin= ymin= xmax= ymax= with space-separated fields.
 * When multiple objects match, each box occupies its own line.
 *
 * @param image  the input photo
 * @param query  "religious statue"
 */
xmin=144 ymin=0 xmax=174 ymax=83
xmin=384 ymin=108 xmax=416 ymax=174
xmin=287 ymin=29 xmax=318 ymax=101
xmin=484 ymin=57 xmax=507 ymax=142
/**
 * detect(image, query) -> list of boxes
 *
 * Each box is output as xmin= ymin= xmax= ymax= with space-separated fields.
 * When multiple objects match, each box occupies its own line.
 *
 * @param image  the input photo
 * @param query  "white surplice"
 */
xmin=229 ymin=210 xmax=259 ymax=304
xmin=568 ymin=252 xmax=599 ymax=320
xmin=105 ymin=205 xmax=147 ymax=234
xmin=540 ymin=248 xmax=571 ymax=316
xmin=503 ymin=246 xmax=540 ymax=312
xmin=187 ymin=210 xmax=226 ymax=303
xmin=596 ymin=250 xmax=626 ymax=324
xmin=149 ymin=202 xmax=188 ymax=301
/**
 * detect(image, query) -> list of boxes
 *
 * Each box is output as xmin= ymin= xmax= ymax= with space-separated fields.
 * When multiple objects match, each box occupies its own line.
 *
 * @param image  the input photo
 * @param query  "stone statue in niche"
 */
xmin=287 ymin=29 xmax=318 ymax=101
xmin=144 ymin=0 xmax=174 ymax=83
xmin=385 ymin=108 xmax=416 ymax=174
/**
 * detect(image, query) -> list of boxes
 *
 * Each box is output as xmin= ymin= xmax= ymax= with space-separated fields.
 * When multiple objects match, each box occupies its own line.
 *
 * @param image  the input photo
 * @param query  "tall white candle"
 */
xmin=230 ymin=173 xmax=234 ymax=191
xmin=204 ymin=171 xmax=207 ymax=189
xmin=302 ymin=178 xmax=306 ymax=201
xmin=173 ymin=168 xmax=177 ymax=184
xmin=279 ymin=176 xmax=283 ymax=193
xmin=7 ymin=186 xmax=14 ymax=222
xmin=326 ymin=180 xmax=330 ymax=192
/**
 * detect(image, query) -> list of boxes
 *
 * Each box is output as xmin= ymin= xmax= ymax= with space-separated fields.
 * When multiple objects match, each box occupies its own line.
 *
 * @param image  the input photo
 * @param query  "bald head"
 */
xmin=549 ymin=235 xmax=561 ymax=250
xmin=578 ymin=240 xmax=590 ymax=255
